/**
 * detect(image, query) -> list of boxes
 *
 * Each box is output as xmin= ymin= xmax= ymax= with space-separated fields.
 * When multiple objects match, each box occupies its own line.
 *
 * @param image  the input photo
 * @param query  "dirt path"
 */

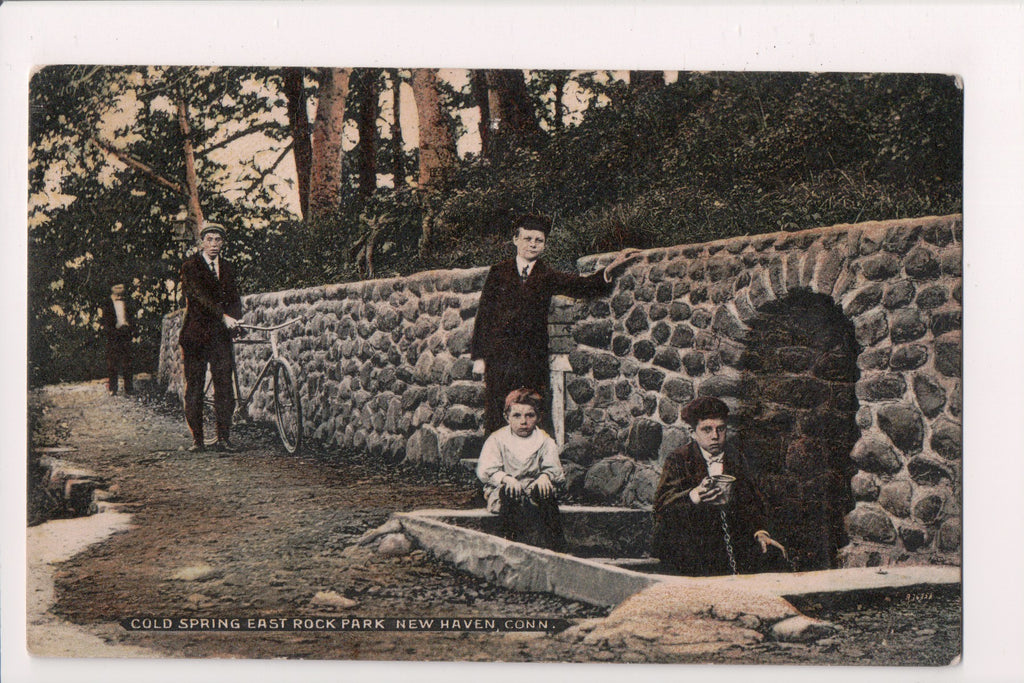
xmin=28 ymin=383 xmax=610 ymax=662
xmin=28 ymin=382 xmax=960 ymax=665
xmin=28 ymin=511 xmax=156 ymax=657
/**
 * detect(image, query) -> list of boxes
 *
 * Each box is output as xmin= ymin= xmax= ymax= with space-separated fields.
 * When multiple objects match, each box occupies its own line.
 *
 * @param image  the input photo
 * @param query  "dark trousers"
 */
xmin=182 ymin=341 xmax=234 ymax=444
xmin=498 ymin=489 xmax=566 ymax=552
xmin=106 ymin=330 xmax=133 ymax=394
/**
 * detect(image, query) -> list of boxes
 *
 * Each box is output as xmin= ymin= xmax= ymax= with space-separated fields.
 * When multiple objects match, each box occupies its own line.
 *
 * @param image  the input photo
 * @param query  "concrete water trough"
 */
xmin=395 ymin=506 xmax=662 ymax=607
xmin=389 ymin=505 xmax=961 ymax=645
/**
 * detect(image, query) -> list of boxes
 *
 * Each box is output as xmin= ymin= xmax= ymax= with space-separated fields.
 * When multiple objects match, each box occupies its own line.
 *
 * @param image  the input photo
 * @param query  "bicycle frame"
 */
xmin=199 ymin=318 xmax=303 ymax=453
xmin=230 ymin=319 xmax=301 ymax=416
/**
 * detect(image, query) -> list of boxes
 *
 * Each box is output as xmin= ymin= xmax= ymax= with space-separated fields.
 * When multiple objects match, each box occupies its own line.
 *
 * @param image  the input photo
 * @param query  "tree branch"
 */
xmin=196 ymin=121 xmax=283 ymax=157
xmin=90 ymin=136 xmax=186 ymax=196
xmin=243 ymin=142 xmax=294 ymax=195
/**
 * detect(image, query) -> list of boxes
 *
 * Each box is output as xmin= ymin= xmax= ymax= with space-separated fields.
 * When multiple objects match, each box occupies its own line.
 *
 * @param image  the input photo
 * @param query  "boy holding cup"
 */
xmin=652 ymin=397 xmax=787 ymax=575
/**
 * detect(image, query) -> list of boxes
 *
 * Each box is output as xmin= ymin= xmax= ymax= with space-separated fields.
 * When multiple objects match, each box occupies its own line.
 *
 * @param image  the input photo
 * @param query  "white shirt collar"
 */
xmin=699 ymin=445 xmax=724 ymax=464
xmin=515 ymin=256 xmax=537 ymax=276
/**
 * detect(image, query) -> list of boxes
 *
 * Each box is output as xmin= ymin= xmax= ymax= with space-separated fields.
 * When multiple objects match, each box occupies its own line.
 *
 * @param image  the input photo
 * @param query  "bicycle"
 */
xmin=203 ymin=319 xmax=303 ymax=454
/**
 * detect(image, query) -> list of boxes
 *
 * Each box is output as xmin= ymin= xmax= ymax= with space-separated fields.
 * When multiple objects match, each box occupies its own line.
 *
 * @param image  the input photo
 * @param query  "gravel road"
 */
xmin=28 ymin=382 xmax=960 ymax=665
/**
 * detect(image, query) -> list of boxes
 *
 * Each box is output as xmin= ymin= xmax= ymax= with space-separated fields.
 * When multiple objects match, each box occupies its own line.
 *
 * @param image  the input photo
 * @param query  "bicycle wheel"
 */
xmin=272 ymin=359 xmax=302 ymax=454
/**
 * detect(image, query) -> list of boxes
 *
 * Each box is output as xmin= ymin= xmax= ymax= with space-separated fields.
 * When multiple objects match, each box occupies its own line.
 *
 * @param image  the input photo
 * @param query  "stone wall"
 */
xmin=159 ymin=214 xmax=963 ymax=567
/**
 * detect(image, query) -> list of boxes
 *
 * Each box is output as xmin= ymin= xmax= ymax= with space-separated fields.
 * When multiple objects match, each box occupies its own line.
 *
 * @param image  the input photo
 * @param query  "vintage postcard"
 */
xmin=5 ymin=3 xmax=1022 ymax=683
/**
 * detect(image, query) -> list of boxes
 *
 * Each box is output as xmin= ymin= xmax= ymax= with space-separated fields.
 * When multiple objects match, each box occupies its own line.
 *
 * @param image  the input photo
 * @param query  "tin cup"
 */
xmin=710 ymin=474 xmax=736 ymax=506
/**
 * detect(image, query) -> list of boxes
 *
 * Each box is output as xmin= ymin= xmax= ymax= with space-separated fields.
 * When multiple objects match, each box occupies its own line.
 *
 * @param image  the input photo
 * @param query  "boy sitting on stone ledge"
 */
xmin=476 ymin=388 xmax=567 ymax=551
xmin=653 ymin=396 xmax=788 ymax=576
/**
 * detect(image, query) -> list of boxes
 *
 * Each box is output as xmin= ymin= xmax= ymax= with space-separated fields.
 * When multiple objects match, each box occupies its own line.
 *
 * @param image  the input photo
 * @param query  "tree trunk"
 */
xmin=487 ymin=69 xmax=541 ymax=148
xmin=355 ymin=68 xmax=380 ymax=202
xmin=282 ymin=68 xmax=313 ymax=221
xmin=175 ymin=95 xmax=205 ymax=238
xmin=630 ymin=70 xmax=665 ymax=91
xmin=388 ymin=69 xmax=406 ymax=189
xmin=410 ymin=68 xmax=456 ymax=190
xmin=469 ymin=69 xmax=492 ymax=158
xmin=310 ymin=67 xmax=352 ymax=221
xmin=553 ymin=70 xmax=569 ymax=131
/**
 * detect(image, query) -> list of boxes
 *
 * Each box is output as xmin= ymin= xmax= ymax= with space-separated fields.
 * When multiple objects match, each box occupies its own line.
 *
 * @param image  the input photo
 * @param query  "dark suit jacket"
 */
xmin=652 ymin=441 xmax=772 ymax=576
xmin=100 ymin=297 xmax=137 ymax=338
xmin=178 ymin=253 xmax=242 ymax=351
xmin=470 ymin=258 xmax=612 ymax=374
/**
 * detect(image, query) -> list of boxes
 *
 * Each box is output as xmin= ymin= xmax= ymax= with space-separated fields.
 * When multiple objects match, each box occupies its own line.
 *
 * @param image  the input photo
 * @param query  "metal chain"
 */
xmin=719 ymin=509 xmax=739 ymax=575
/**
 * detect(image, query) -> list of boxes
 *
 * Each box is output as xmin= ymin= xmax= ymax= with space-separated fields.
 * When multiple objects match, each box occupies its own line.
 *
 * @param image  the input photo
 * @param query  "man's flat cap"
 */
xmin=200 ymin=222 xmax=226 ymax=238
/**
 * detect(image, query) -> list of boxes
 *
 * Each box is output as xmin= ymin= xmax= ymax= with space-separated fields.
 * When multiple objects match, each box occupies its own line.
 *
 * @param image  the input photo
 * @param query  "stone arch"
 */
xmin=566 ymin=214 xmax=962 ymax=567
xmin=733 ymin=289 xmax=860 ymax=570
xmin=156 ymin=213 xmax=962 ymax=569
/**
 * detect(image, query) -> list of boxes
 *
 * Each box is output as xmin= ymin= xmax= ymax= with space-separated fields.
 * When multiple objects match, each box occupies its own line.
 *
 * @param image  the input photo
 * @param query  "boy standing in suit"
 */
xmin=100 ymin=281 xmax=136 ymax=395
xmin=178 ymin=223 xmax=242 ymax=452
xmin=470 ymin=214 xmax=638 ymax=433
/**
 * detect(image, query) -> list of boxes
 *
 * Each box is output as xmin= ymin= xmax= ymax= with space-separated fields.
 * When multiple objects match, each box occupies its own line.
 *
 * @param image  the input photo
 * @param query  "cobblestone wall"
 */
xmin=159 ymin=214 xmax=963 ymax=567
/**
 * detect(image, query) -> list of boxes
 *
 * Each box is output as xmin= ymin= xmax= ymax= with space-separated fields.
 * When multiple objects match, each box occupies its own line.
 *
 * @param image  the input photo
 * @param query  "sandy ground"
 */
xmin=25 ymin=381 xmax=960 ymax=666
xmin=27 ymin=512 xmax=156 ymax=658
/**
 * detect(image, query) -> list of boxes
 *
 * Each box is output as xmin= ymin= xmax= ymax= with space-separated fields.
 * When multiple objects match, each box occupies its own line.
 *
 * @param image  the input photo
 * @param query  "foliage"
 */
xmin=430 ymin=72 xmax=962 ymax=269
xmin=28 ymin=65 xmax=294 ymax=385
xmin=28 ymin=68 xmax=962 ymax=386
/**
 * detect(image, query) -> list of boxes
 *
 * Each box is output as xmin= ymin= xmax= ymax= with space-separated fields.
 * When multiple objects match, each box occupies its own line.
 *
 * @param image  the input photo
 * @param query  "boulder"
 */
xmin=771 ymin=616 xmax=840 ymax=643
xmin=404 ymin=428 xmax=439 ymax=465
xmin=309 ymin=591 xmax=359 ymax=609
xmin=912 ymin=374 xmax=947 ymax=418
xmin=913 ymin=494 xmax=947 ymax=525
xmin=844 ymin=284 xmax=883 ymax=317
xmin=938 ymin=517 xmax=962 ymax=552
xmin=889 ymin=345 xmax=929 ymax=371
xmin=930 ymin=419 xmax=962 ymax=460
xmin=856 ymin=374 xmax=907 ymax=402
xmin=878 ymin=480 xmax=913 ymax=518
xmin=625 ymin=420 xmax=663 ymax=459
xmin=903 ymin=247 xmax=940 ymax=279
xmin=854 ymin=310 xmax=889 ymax=347
xmin=573 ymin=320 xmax=614 ymax=349
xmin=851 ymin=472 xmax=880 ymax=501
xmin=934 ymin=333 xmax=962 ymax=378
xmin=877 ymin=404 xmax=925 ymax=454
xmin=378 ymin=533 xmax=414 ymax=557
xmin=889 ymin=308 xmax=928 ymax=343
xmin=851 ymin=437 xmax=903 ymax=475
xmin=625 ymin=308 xmax=649 ymax=335
xmin=846 ymin=505 xmax=897 ymax=543
xmin=584 ymin=456 xmax=637 ymax=501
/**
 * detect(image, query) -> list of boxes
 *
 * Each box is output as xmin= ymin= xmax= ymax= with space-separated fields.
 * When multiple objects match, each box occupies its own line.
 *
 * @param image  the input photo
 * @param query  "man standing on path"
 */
xmin=179 ymin=223 xmax=242 ymax=453
xmin=100 ymin=281 xmax=136 ymax=395
xmin=471 ymin=214 xmax=639 ymax=433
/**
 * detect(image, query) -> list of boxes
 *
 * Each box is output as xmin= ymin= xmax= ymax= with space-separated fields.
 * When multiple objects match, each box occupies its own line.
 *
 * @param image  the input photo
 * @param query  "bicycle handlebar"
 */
xmin=236 ymin=319 xmax=302 ymax=332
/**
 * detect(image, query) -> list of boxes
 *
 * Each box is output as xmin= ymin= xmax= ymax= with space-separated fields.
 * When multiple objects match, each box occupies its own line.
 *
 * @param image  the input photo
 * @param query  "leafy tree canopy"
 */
xmin=28 ymin=68 xmax=962 ymax=385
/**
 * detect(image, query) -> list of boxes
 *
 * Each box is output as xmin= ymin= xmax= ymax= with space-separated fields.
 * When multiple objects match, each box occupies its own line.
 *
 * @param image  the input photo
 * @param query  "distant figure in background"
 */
xmin=477 ymin=388 xmax=566 ymax=551
xmin=179 ymin=223 xmax=242 ymax=453
xmin=100 ymin=281 xmax=136 ymax=395
xmin=652 ymin=396 xmax=787 ymax=576
xmin=471 ymin=213 xmax=639 ymax=433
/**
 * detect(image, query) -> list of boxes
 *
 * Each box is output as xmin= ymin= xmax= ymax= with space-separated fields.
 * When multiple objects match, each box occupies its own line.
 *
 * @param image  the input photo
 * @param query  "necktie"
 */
xmin=210 ymin=258 xmax=219 ymax=278
xmin=520 ymin=265 xmax=529 ymax=283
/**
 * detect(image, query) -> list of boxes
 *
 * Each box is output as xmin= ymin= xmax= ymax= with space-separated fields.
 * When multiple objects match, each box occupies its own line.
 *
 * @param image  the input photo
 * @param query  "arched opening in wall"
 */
xmin=735 ymin=289 xmax=859 ymax=571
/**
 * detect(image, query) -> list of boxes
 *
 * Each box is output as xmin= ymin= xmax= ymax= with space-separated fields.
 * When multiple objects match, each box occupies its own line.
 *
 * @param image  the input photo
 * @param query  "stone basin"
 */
xmin=393 ymin=506 xmax=961 ymax=617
